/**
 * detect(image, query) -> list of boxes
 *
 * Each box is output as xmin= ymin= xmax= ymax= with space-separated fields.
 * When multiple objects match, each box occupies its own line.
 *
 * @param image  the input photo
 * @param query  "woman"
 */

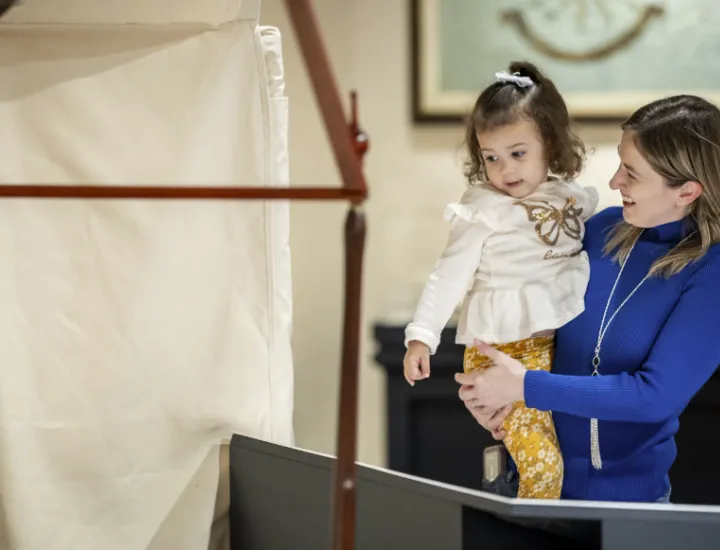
xmin=455 ymin=94 xmax=720 ymax=503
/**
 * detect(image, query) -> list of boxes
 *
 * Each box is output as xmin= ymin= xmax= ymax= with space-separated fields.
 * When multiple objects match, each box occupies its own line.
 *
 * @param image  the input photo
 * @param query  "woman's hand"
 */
xmin=403 ymin=340 xmax=431 ymax=386
xmin=454 ymin=340 xmax=527 ymax=410
xmin=465 ymin=402 xmax=513 ymax=440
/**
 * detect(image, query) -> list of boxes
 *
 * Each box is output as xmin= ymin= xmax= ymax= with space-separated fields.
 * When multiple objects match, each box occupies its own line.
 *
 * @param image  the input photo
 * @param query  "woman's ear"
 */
xmin=677 ymin=180 xmax=703 ymax=208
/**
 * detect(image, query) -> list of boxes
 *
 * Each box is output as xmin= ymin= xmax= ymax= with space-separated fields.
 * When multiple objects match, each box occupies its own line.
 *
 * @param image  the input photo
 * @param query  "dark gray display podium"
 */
xmin=229 ymin=434 xmax=720 ymax=550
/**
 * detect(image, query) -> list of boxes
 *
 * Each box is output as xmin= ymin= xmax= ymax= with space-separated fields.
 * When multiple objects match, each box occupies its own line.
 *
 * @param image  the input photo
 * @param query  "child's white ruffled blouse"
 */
xmin=405 ymin=179 xmax=599 ymax=354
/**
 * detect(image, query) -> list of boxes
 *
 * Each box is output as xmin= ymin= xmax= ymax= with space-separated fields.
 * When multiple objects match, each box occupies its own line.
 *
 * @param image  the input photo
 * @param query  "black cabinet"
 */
xmin=374 ymin=323 xmax=720 ymax=505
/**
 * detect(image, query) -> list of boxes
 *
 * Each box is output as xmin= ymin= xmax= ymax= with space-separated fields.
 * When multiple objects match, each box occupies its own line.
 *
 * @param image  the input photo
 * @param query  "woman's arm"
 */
xmin=524 ymin=257 xmax=720 ymax=423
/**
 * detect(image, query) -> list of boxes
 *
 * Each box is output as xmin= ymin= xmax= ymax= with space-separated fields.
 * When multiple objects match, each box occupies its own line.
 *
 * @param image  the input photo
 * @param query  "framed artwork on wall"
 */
xmin=411 ymin=0 xmax=720 ymax=123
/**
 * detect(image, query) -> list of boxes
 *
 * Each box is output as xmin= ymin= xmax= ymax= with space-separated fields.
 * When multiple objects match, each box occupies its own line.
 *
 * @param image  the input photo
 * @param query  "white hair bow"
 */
xmin=495 ymin=71 xmax=534 ymax=87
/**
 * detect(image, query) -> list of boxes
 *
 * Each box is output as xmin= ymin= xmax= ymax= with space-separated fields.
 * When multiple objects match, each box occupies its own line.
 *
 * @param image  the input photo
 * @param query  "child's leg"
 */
xmin=464 ymin=337 xmax=563 ymax=499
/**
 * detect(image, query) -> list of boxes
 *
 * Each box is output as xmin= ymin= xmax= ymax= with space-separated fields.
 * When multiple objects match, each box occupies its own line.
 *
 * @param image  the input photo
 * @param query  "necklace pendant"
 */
xmin=590 ymin=418 xmax=603 ymax=470
xmin=590 ymin=355 xmax=602 ymax=467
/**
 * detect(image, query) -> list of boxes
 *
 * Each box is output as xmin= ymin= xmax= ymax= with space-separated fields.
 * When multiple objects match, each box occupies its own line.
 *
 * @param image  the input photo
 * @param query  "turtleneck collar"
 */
xmin=639 ymin=216 xmax=696 ymax=244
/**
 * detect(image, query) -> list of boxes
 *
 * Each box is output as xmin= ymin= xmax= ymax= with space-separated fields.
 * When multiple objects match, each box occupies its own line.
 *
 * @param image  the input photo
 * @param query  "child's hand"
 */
xmin=403 ymin=340 xmax=431 ymax=386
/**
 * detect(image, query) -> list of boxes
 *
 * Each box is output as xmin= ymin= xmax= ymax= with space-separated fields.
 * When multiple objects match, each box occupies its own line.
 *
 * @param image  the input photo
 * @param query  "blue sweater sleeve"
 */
xmin=524 ymin=254 xmax=720 ymax=423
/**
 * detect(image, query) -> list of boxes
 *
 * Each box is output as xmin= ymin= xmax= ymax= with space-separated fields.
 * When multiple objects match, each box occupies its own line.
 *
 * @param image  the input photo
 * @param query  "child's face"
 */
xmin=477 ymin=119 xmax=549 ymax=199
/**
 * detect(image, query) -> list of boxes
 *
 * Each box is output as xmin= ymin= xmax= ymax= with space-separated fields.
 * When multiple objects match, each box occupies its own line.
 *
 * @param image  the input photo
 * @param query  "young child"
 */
xmin=403 ymin=61 xmax=599 ymax=499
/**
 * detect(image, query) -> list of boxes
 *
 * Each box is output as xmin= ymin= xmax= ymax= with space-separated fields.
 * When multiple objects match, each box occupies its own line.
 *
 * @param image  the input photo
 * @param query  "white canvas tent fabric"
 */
xmin=0 ymin=1 xmax=293 ymax=548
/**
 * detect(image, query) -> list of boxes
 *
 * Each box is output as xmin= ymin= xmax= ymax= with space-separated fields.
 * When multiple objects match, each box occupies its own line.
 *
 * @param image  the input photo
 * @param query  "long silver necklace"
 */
xmin=590 ymin=229 xmax=696 ymax=470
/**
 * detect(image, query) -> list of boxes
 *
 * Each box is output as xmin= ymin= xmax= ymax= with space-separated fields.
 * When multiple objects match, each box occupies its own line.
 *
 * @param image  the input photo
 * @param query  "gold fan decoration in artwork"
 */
xmin=502 ymin=1 xmax=665 ymax=62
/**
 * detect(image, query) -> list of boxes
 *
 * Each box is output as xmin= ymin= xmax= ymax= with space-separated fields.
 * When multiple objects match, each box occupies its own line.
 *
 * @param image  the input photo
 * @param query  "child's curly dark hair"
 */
xmin=463 ymin=61 xmax=586 ymax=185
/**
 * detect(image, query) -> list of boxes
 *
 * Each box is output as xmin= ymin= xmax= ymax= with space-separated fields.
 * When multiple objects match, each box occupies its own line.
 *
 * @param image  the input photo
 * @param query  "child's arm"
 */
xmin=405 ymin=197 xmax=495 ymax=355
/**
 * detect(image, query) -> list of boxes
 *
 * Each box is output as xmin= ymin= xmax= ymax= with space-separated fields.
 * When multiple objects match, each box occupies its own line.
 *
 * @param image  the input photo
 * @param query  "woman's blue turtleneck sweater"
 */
xmin=524 ymin=207 xmax=720 ymax=502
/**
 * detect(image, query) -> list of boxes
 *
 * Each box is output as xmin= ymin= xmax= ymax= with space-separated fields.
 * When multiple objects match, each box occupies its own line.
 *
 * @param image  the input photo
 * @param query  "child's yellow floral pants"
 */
xmin=464 ymin=336 xmax=563 ymax=499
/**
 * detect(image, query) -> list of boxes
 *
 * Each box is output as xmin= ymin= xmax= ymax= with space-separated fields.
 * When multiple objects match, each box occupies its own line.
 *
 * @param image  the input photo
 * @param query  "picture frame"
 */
xmin=410 ymin=0 xmax=720 ymax=124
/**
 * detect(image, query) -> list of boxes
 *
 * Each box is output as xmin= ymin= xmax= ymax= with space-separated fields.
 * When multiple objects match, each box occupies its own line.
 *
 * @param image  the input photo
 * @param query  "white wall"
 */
xmin=259 ymin=0 xmax=623 ymax=467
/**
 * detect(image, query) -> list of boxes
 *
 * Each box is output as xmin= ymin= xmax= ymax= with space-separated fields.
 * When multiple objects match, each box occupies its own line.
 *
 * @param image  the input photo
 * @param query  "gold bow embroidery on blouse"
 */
xmin=514 ymin=197 xmax=583 ymax=246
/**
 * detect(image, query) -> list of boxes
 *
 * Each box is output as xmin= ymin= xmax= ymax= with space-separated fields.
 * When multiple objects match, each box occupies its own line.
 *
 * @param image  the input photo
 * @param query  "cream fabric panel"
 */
xmin=259 ymin=25 xmax=294 ymax=446
xmin=0 ymin=8 xmax=293 ymax=550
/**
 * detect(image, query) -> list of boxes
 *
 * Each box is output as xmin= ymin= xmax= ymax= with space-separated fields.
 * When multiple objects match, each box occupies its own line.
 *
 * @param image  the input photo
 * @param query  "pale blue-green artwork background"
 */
xmin=439 ymin=0 xmax=720 ymax=95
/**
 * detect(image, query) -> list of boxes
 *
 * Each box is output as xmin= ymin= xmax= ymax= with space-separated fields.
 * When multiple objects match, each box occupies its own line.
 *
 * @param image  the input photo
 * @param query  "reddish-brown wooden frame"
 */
xmin=0 ymin=2 xmax=367 ymax=549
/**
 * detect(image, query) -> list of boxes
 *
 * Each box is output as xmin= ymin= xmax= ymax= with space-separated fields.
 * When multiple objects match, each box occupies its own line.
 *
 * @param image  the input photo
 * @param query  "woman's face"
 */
xmin=609 ymin=130 xmax=697 ymax=228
